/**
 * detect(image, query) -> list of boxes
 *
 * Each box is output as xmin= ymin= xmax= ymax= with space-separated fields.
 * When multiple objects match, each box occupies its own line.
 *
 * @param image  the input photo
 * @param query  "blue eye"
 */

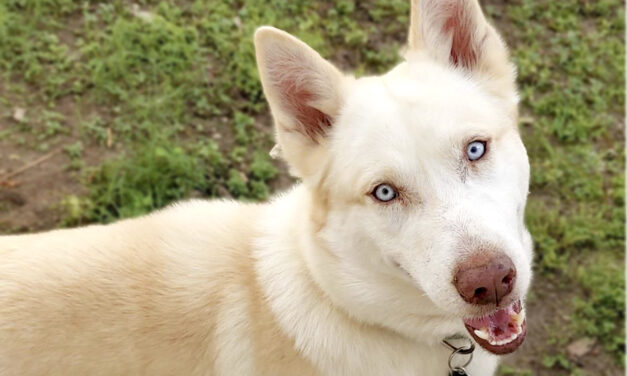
xmin=373 ymin=184 xmax=398 ymax=202
xmin=466 ymin=141 xmax=486 ymax=161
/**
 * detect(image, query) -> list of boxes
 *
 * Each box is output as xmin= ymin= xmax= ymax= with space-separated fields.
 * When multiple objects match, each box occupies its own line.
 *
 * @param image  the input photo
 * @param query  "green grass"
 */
xmin=0 ymin=0 xmax=624 ymax=373
xmin=500 ymin=0 xmax=625 ymax=367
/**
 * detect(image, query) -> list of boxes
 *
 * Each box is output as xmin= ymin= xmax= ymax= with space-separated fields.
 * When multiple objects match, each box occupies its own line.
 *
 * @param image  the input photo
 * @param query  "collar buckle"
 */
xmin=441 ymin=336 xmax=475 ymax=376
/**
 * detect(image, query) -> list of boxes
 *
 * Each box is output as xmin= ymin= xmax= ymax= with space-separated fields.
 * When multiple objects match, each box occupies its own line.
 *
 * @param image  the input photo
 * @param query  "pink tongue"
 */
xmin=464 ymin=307 xmax=516 ymax=340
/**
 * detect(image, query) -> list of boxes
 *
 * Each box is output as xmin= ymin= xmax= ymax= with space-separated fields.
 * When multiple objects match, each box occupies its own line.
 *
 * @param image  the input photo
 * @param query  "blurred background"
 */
xmin=0 ymin=0 xmax=624 ymax=374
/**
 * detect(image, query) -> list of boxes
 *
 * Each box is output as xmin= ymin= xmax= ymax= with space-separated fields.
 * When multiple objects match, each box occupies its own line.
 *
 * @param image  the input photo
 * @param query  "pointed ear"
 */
xmin=254 ymin=27 xmax=347 ymax=178
xmin=408 ymin=0 xmax=516 ymax=101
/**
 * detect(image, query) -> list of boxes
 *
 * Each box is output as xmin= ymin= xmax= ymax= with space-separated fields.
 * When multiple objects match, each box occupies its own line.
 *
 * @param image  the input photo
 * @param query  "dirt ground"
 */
xmin=0 ymin=115 xmax=82 ymax=232
xmin=0 ymin=97 xmax=112 ymax=232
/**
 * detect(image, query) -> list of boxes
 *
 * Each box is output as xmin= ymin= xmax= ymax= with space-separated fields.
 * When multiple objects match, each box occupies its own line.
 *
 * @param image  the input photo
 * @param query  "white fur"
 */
xmin=0 ymin=1 xmax=531 ymax=375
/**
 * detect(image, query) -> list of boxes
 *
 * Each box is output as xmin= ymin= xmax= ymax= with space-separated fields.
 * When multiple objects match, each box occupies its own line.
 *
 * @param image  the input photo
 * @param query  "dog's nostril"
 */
xmin=502 ymin=274 xmax=512 ymax=285
xmin=474 ymin=287 xmax=487 ymax=297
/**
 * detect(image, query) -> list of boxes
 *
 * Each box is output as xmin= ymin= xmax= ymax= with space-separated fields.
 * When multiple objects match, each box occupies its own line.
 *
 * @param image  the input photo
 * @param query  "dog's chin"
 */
xmin=462 ymin=300 xmax=526 ymax=355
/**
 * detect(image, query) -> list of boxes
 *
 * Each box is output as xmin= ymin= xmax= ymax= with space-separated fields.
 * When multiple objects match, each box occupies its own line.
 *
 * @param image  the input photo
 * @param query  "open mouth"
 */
xmin=463 ymin=300 xmax=526 ymax=355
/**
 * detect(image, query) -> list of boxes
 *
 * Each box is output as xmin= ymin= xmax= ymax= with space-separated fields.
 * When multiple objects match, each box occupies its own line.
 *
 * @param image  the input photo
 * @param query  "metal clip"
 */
xmin=442 ymin=337 xmax=474 ymax=376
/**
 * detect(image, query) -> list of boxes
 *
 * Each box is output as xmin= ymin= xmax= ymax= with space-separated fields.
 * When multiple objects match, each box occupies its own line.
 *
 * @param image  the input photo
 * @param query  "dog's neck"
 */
xmin=253 ymin=185 xmax=488 ymax=374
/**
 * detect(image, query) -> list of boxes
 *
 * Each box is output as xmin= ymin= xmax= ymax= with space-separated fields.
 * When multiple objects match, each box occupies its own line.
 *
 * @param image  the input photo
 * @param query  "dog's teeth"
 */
xmin=488 ymin=333 xmax=519 ymax=347
xmin=474 ymin=329 xmax=490 ymax=341
xmin=473 ymin=307 xmax=526 ymax=348
xmin=510 ymin=308 xmax=525 ymax=327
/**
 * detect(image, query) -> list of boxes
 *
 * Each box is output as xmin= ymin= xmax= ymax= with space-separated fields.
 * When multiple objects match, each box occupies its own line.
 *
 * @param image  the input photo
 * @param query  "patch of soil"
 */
xmin=0 ymin=130 xmax=112 ymax=233
xmin=0 ymin=142 xmax=81 ymax=233
xmin=0 ymin=95 xmax=112 ymax=233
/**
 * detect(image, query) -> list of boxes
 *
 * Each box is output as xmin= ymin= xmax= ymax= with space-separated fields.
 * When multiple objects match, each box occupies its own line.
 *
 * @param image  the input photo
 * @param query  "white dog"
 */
xmin=0 ymin=0 xmax=532 ymax=374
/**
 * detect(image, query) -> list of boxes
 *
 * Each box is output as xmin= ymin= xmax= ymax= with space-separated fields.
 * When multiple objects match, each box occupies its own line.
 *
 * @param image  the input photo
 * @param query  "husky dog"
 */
xmin=0 ymin=0 xmax=532 ymax=374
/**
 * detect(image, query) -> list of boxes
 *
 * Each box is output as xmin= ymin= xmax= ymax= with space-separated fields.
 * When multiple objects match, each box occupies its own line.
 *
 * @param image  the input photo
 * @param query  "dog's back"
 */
xmin=0 ymin=200 xmax=316 ymax=375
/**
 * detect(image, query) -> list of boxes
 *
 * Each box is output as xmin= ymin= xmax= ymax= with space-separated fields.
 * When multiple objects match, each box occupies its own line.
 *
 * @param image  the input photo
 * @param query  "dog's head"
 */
xmin=255 ymin=0 xmax=532 ymax=355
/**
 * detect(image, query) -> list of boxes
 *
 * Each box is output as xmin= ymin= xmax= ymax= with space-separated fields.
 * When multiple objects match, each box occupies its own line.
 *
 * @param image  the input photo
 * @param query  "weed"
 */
xmin=498 ymin=365 xmax=532 ymax=376
xmin=64 ymin=141 xmax=84 ymax=170
xmin=83 ymin=142 xmax=210 ymax=222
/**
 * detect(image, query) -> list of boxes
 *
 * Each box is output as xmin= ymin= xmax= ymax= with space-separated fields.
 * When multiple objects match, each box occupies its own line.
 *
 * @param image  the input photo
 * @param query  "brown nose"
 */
xmin=453 ymin=253 xmax=516 ymax=306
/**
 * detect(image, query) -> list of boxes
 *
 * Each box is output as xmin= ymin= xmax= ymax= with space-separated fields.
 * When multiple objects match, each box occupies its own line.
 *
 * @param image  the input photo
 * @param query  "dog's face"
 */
xmin=255 ymin=0 xmax=532 ymax=355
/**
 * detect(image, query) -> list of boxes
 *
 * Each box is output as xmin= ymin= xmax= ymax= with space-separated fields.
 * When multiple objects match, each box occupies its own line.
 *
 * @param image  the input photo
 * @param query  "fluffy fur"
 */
xmin=0 ymin=0 xmax=532 ymax=375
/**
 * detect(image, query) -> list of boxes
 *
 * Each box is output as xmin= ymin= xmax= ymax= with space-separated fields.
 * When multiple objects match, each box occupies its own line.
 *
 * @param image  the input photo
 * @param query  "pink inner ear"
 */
xmin=270 ymin=58 xmax=332 ymax=141
xmin=442 ymin=2 xmax=478 ymax=69
xmin=287 ymin=88 xmax=332 ymax=141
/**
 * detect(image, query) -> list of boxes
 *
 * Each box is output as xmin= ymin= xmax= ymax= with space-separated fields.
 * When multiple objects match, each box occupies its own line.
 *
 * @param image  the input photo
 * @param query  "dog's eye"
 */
xmin=372 ymin=184 xmax=398 ymax=202
xmin=466 ymin=141 xmax=486 ymax=161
